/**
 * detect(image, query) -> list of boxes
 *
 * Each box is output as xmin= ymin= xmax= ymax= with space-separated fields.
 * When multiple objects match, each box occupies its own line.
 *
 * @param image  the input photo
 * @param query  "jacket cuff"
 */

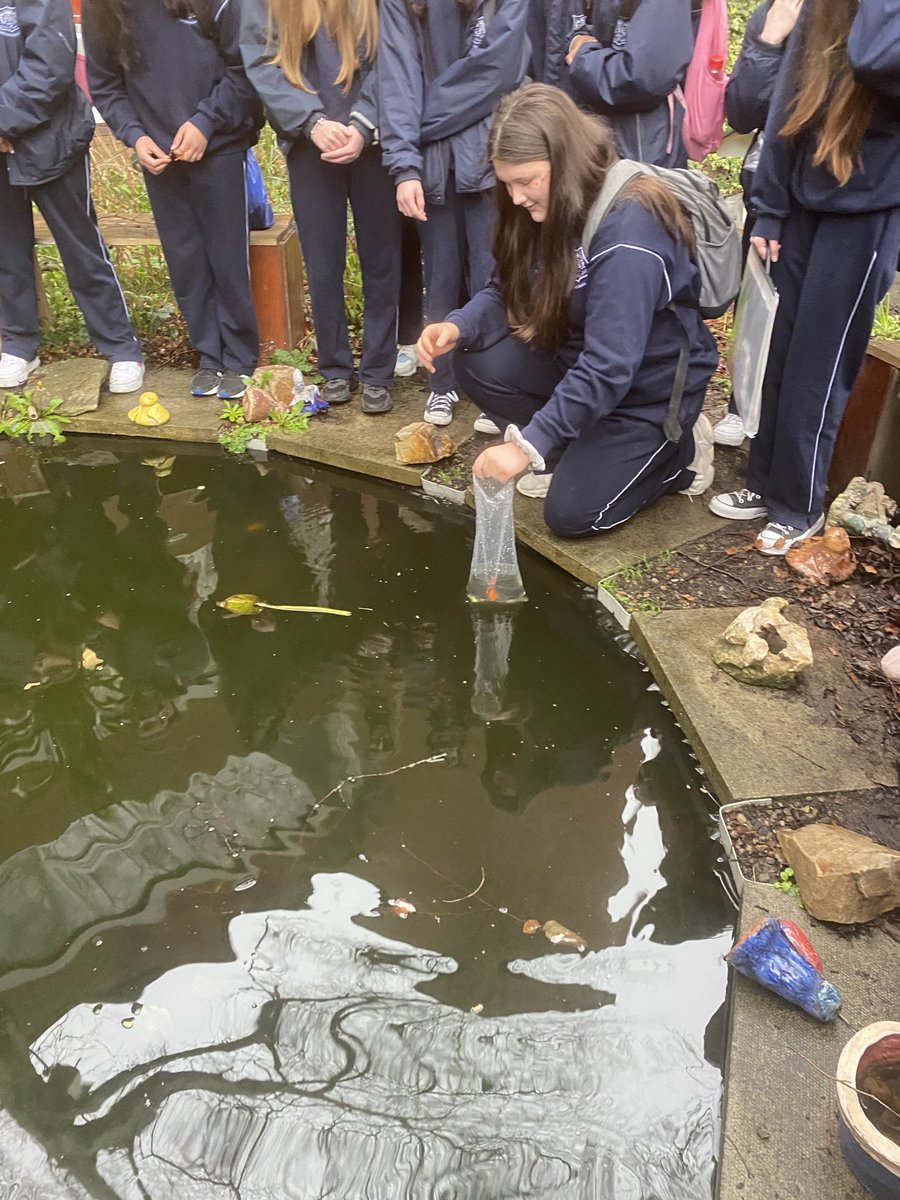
xmin=302 ymin=111 xmax=326 ymax=140
xmin=190 ymin=112 xmax=215 ymax=142
xmin=349 ymin=113 xmax=377 ymax=147
xmin=394 ymin=169 xmax=421 ymax=186
xmin=445 ymin=308 xmax=472 ymax=346
xmin=750 ymin=215 xmax=784 ymax=245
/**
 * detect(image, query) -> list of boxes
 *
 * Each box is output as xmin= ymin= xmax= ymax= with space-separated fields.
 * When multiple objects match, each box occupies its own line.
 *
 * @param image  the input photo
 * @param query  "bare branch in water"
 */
xmin=313 ymin=754 xmax=449 ymax=810
xmin=442 ymin=866 xmax=486 ymax=904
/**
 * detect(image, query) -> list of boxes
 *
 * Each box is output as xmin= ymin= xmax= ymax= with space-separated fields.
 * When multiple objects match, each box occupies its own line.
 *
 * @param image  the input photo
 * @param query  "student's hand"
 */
xmin=321 ymin=126 xmax=364 ymax=164
xmin=417 ymin=322 xmax=460 ymax=372
xmin=396 ymin=179 xmax=427 ymax=221
xmin=135 ymin=135 xmax=171 ymax=175
xmin=311 ymin=119 xmax=351 ymax=154
xmin=170 ymin=121 xmax=209 ymax=163
xmin=751 ymin=235 xmax=780 ymax=264
xmin=473 ymin=443 xmax=530 ymax=485
xmin=566 ymin=33 xmax=597 ymax=65
xmin=0 ymin=136 xmax=13 ymax=153
xmin=761 ymin=0 xmax=803 ymax=46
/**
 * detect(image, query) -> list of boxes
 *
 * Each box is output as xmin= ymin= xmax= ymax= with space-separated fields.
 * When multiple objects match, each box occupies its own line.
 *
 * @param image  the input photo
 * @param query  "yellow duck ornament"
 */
xmin=128 ymin=391 xmax=170 ymax=427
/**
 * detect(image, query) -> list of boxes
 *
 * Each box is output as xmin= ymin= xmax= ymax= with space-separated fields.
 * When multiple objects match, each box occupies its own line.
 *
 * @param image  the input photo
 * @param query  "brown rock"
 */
xmin=251 ymin=364 xmax=298 ymax=408
xmin=242 ymin=386 xmax=287 ymax=423
xmin=394 ymin=421 xmax=458 ymax=465
xmin=34 ymin=359 xmax=107 ymax=416
xmin=785 ymin=526 xmax=856 ymax=585
xmin=778 ymin=823 xmax=900 ymax=924
xmin=712 ymin=596 xmax=813 ymax=689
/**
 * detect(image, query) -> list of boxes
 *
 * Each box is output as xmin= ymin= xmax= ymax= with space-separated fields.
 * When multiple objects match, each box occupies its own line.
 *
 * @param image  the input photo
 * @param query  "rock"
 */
xmin=778 ymin=824 xmax=900 ymax=924
xmin=252 ymin=365 xmax=298 ymax=408
xmin=712 ymin=596 xmax=813 ymax=689
xmin=882 ymin=645 xmax=900 ymax=684
xmin=826 ymin=476 xmax=900 ymax=550
xmin=33 ymin=359 xmax=107 ymax=416
xmin=394 ymin=421 xmax=458 ymax=465
xmin=785 ymin=526 xmax=856 ymax=585
xmin=242 ymin=386 xmax=286 ymax=423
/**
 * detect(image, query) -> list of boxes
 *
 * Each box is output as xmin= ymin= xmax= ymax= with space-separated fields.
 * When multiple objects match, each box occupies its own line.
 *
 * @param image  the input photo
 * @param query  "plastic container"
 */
xmin=466 ymin=476 xmax=526 ymax=605
xmin=836 ymin=1023 xmax=900 ymax=1199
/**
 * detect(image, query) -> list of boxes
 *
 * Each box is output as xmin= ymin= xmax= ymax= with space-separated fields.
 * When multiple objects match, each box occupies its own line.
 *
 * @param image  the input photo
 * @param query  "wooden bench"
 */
xmin=32 ymin=210 xmax=306 ymax=356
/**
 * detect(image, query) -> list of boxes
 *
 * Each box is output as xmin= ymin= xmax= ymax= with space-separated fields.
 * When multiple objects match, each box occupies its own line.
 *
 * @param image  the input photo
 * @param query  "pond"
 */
xmin=0 ymin=440 xmax=736 ymax=1199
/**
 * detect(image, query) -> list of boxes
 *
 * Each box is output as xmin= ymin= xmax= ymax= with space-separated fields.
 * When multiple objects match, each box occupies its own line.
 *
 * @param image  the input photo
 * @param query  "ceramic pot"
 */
xmin=836 ymin=1022 xmax=900 ymax=1199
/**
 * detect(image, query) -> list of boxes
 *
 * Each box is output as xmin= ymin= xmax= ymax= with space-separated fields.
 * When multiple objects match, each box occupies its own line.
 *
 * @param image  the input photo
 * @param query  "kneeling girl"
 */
xmin=418 ymin=84 xmax=717 ymax=538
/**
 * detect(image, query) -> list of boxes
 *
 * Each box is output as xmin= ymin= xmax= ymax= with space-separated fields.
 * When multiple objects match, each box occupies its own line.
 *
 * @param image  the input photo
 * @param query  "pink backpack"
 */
xmin=679 ymin=0 xmax=729 ymax=162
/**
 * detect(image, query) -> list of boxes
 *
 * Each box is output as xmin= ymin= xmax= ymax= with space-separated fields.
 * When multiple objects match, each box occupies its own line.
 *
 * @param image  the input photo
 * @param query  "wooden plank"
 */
xmin=32 ymin=211 xmax=296 ymax=250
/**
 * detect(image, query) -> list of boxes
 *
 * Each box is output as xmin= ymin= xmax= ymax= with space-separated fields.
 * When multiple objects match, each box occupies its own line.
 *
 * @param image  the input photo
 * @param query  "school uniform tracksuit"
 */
xmin=83 ymin=0 xmax=260 ymax=377
xmin=449 ymin=199 xmax=718 ymax=537
xmin=379 ymin=0 xmax=531 ymax=397
xmin=0 ymin=0 xmax=140 ymax=364
xmin=748 ymin=0 xmax=900 ymax=531
xmin=530 ymin=0 xmax=695 ymax=168
xmin=239 ymin=9 xmax=399 ymax=389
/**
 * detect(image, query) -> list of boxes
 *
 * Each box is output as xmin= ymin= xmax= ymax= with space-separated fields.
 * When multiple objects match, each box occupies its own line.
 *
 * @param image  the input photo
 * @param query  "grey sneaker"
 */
xmin=191 ymin=368 xmax=221 ymax=396
xmin=708 ymin=488 xmax=767 ymax=520
xmin=424 ymin=389 xmax=458 ymax=426
xmin=755 ymin=515 xmax=825 ymax=556
xmin=361 ymin=385 xmax=392 ymax=414
xmin=321 ymin=377 xmax=353 ymax=405
xmin=217 ymin=369 xmax=249 ymax=400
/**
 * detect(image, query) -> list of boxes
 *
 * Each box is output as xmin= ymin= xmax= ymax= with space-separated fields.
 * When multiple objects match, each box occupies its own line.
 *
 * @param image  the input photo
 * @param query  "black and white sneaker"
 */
xmin=755 ymin=515 xmax=825 ymax=556
xmin=473 ymin=413 xmax=502 ymax=435
xmin=424 ymin=389 xmax=458 ymax=427
xmin=708 ymin=488 xmax=767 ymax=520
xmin=192 ymin=368 xmax=221 ymax=396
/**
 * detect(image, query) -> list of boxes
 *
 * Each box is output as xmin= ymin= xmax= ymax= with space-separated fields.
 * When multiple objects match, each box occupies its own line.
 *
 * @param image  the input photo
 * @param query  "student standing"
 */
xmin=83 ymin=0 xmax=261 ymax=400
xmin=709 ymin=0 xmax=900 ymax=554
xmin=713 ymin=0 xmax=803 ymax=448
xmin=240 ymin=0 xmax=399 ymax=415
xmin=418 ymin=84 xmax=717 ymax=536
xmin=534 ymin=0 xmax=695 ymax=169
xmin=379 ymin=0 xmax=531 ymax=428
xmin=0 ymin=0 xmax=143 ymax=392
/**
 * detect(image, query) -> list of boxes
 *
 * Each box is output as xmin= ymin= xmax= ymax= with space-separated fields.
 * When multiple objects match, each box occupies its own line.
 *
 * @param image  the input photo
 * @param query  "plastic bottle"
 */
xmin=708 ymin=55 xmax=726 ymax=82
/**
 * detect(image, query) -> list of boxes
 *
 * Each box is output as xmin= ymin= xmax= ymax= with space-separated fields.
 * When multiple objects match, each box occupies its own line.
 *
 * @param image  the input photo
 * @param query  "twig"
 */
xmin=442 ymin=866 xmax=485 ymax=903
xmin=313 ymin=753 xmax=448 ymax=810
xmin=785 ymin=1044 xmax=900 ymax=1127
xmin=676 ymin=548 xmax=767 ymax=592
xmin=401 ymin=843 xmax=525 ymax=924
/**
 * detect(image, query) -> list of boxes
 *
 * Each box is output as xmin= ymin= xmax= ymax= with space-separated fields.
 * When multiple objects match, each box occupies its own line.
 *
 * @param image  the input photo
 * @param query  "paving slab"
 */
xmin=631 ymin=606 xmax=894 ymax=804
xmin=35 ymin=358 xmax=108 ymax=416
xmin=719 ymin=881 xmax=900 ymax=1200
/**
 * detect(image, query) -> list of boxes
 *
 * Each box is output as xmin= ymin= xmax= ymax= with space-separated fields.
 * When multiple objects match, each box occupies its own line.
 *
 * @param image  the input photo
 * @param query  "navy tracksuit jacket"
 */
xmin=448 ymin=198 xmax=719 ymax=537
xmin=530 ymin=0 xmax=694 ymax=168
xmin=0 ymin=0 xmax=139 ymax=363
xmin=239 ymin=7 xmax=400 ymax=387
xmin=84 ymin=0 xmax=261 ymax=375
xmin=746 ymin=0 xmax=900 ymax=530
xmin=379 ymin=0 xmax=531 ymax=395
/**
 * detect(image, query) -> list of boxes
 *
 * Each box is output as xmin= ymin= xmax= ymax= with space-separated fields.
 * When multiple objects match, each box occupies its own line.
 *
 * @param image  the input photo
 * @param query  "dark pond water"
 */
xmin=0 ymin=439 xmax=735 ymax=1199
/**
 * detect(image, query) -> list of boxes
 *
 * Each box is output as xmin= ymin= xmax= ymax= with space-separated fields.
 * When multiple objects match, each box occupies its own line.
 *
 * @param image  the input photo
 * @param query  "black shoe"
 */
xmin=192 ymin=368 xmax=221 ymax=396
xmin=361 ymin=385 xmax=392 ymax=414
xmin=218 ymin=369 xmax=249 ymax=400
xmin=321 ymin=377 xmax=353 ymax=405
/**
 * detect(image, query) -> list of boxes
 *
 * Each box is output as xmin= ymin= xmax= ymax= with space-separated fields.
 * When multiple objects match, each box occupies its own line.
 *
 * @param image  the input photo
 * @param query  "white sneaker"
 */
xmin=0 ymin=353 xmax=40 ymax=389
xmin=395 ymin=344 xmax=419 ymax=377
xmin=679 ymin=413 xmax=715 ymax=496
xmin=423 ymin=389 xmax=458 ymax=426
xmin=755 ymin=515 xmax=825 ymax=556
xmin=516 ymin=471 xmax=553 ymax=498
xmin=713 ymin=412 xmax=747 ymax=447
xmin=473 ymin=413 xmax=502 ymax=435
xmin=108 ymin=361 xmax=145 ymax=394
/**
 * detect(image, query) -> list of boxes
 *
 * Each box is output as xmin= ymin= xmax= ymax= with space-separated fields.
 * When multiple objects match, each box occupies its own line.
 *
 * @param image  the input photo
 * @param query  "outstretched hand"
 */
xmin=416 ymin=322 xmax=460 ymax=373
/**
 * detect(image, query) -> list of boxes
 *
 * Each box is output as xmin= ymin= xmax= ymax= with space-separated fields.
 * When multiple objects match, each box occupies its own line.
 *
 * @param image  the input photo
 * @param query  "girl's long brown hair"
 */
xmin=489 ymin=84 xmax=693 ymax=350
xmin=267 ymin=0 xmax=377 ymax=93
xmin=780 ymin=1 xmax=876 ymax=185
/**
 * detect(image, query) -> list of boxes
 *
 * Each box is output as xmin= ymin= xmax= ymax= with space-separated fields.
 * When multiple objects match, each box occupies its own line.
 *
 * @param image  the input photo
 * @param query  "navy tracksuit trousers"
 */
xmin=748 ymin=204 xmax=900 ymax=528
xmin=0 ymin=150 xmax=140 ymax=362
xmin=287 ymin=140 xmax=400 ymax=388
xmin=456 ymin=334 xmax=699 ymax=538
xmin=143 ymin=150 xmax=258 ymax=374
xmin=419 ymin=185 xmax=494 ymax=395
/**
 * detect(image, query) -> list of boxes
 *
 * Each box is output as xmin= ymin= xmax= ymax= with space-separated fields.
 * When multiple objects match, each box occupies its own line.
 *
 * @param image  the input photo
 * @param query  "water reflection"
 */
xmin=0 ymin=440 xmax=735 ymax=1196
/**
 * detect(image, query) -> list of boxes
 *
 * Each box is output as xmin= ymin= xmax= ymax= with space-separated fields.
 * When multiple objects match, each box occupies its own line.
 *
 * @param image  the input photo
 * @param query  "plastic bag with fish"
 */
xmin=467 ymin=476 xmax=526 ymax=605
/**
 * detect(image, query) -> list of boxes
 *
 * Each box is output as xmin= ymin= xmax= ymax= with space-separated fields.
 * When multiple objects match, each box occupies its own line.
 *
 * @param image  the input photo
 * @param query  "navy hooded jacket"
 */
xmin=0 ymin=0 xmax=94 ymax=185
xmin=532 ymin=0 xmax=694 ymax=168
xmin=752 ymin=0 xmax=900 ymax=246
xmin=84 ymin=0 xmax=260 ymax=156
xmin=378 ymin=0 xmax=531 ymax=204
xmin=448 ymin=198 xmax=717 ymax=462
xmin=238 ymin=0 xmax=378 ymax=147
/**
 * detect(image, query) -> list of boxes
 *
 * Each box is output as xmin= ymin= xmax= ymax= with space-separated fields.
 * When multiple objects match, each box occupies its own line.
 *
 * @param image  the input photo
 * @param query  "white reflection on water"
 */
xmin=12 ymin=871 xmax=729 ymax=1199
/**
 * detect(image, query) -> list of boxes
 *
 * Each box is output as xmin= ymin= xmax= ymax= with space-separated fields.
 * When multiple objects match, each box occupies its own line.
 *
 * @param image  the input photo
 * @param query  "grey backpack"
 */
xmin=580 ymin=159 xmax=742 ymax=319
xmin=579 ymin=159 xmax=741 ymax=442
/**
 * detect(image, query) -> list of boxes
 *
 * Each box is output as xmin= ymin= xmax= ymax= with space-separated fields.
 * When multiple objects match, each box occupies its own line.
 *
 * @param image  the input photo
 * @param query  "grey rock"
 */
xmin=36 ymin=358 xmax=107 ymax=416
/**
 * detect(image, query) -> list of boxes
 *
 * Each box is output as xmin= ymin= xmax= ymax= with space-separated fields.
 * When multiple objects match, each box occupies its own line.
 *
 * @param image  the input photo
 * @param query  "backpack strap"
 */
xmin=663 ymin=303 xmax=691 ymax=444
xmin=579 ymin=159 xmax=647 ymax=257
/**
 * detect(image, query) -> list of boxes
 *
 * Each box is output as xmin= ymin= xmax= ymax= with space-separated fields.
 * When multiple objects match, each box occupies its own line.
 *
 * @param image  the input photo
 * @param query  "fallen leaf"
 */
xmin=724 ymin=547 xmax=738 ymax=556
xmin=827 ymin=646 xmax=840 ymax=657
xmin=862 ymin=564 xmax=878 ymax=574
xmin=387 ymin=898 xmax=416 ymax=919
xmin=470 ymin=1003 xmax=483 ymax=1014
xmin=541 ymin=920 xmax=586 ymax=953
xmin=81 ymin=648 xmax=104 ymax=670
xmin=522 ymin=919 xmax=541 ymax=935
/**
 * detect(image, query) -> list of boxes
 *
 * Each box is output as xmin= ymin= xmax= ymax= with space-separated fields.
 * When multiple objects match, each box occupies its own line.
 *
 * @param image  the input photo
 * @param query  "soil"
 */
xmin=420 ymin=429 xmax=501 ymax=493
xmin=611 ymin=522 xmax=900 ymax=767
